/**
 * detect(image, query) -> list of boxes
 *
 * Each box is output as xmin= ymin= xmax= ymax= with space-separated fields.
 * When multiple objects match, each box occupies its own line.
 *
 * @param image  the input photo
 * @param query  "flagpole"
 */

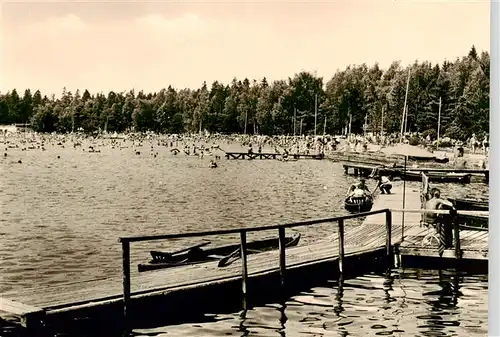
xmin=400 ymin=68 xmax=411 ymax=143
xmin=437 ymin=97 xmax=442 ymax=150
xmin=314 ymin=94 xmax=318 ymax=137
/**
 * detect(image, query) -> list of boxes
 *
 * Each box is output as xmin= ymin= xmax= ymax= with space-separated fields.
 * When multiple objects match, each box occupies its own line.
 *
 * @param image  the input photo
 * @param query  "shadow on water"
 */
xmin=1 ymin=266 xmax=487 ymax=337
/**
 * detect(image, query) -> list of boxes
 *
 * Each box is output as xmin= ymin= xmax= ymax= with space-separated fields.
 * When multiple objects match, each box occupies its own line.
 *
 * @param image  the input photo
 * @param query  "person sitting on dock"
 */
xmin=377 ymin=176 xmax=392 ymax=194
xmin=423 ymin=188 xmax=456 ymax=256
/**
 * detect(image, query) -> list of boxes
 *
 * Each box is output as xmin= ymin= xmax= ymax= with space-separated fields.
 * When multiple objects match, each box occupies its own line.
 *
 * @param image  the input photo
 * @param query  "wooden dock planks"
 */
xmin=0 ymin=298 xmax=45 ymax=328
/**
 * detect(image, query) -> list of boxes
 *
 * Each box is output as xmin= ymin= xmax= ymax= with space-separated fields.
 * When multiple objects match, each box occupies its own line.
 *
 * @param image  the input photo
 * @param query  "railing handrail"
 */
xmin=119 ymin=208 xmax=390 ymax=243
xmin=390 ymin=208 xmax=489 ymax=217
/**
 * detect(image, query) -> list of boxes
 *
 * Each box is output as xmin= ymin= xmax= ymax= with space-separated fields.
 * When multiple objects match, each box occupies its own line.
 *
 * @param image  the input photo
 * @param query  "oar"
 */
xmin=370 ymin=183 xmax=379 ymax=197
xmin=218 ymin=247 xmax=241 ymax=267
xmin=151 ymin=241 xmax=211 ymax=260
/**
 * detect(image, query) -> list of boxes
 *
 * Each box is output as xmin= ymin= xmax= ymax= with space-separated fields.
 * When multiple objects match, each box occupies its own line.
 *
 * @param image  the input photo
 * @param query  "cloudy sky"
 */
xmin=0 ymin=0 xmax=490 ymax=96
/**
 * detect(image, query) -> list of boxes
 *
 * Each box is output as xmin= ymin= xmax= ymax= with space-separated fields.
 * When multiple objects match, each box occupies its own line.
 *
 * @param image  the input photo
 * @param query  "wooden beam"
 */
xmin=338 ymin=219 xmax=345 ymax=273
xmin=385 ymin=211 xmax=392 ymax=258
xmin=390 ymin=209 xmax=488 ymax=217
xmin=122 ymin=241 xmax=131 ymax=321
xmin=240 ymin=231 xmax=248 ymax=310
xmin=398 ymin=247 xmax=488 ymax=260
xmin=278 ymin=227 xmax=286 ymax=286
xmin=119 ymin=208 xmax=389 ymax=243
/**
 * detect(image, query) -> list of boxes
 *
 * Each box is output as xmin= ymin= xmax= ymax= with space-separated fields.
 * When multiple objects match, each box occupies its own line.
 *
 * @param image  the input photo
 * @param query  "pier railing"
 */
xmin=118 ymin=208 xmax=392 ymax=319
xmin=390 ymin=208 xmax=488 ymax=260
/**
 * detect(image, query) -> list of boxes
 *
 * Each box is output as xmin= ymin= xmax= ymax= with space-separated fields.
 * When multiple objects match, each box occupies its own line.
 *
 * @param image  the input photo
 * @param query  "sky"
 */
xmin=0 ymin=0 xmax=490 ymax=96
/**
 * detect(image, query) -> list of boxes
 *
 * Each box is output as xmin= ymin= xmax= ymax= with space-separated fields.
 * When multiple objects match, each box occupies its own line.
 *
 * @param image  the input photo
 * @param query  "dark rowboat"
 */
xmin=401 ymin=171 xmax=471 ymax=183
xmin=344 ymin=194 xmax=373 ymax=213
xmin=456 ymin=214 xmax=488 ymax=229
xmin=448 ymin=197 xmax=488 ymax=211
xmin=138 ymin=232 xmax=301 ymax=272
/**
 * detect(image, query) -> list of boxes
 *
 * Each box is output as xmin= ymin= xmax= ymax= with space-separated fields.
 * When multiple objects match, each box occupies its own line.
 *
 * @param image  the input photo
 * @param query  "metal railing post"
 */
xmin=122 ymin=240 xmax=131 ymax=321
xmin=240 ymin=231 xmax=248 ymax=310
xmin=338 ymin=219 xmax=345 ymax=273
xmin=278 ymin=227 xmax=286 ymax=286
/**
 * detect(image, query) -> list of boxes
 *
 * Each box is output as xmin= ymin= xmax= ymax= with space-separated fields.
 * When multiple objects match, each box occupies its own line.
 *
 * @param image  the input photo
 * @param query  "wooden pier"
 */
xmin=342 ymin=161 xmax=488 ymax=182
xmin=225 ymin=152 xmax=324 ymax=160
xmin=342 ymin=162 xmax=397 ymax=177
xmin=0 ymin=185 xmax=488 ymax=333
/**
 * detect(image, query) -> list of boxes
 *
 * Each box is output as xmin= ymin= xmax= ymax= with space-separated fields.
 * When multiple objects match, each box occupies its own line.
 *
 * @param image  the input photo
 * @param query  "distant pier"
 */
xmin=342 ymin=161 xmax=488 ymax=183
xmin=225 ymin=152 xmax=324 ymax=160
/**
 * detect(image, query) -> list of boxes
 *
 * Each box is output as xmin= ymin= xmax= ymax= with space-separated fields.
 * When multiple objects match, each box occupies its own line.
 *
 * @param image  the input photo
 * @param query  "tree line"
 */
xmin=0 ymin=46 xmax=489 ymax=141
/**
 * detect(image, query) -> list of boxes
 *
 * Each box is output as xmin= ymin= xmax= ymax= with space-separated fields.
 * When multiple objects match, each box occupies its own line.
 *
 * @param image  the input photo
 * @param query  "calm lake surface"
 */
xmin=0 ymin=137 xmax=369 ymax=295
xmin=0 ymin=135 xmax=488 ymax=336
xmin=131 ymin=268 xmax=487 ymax=337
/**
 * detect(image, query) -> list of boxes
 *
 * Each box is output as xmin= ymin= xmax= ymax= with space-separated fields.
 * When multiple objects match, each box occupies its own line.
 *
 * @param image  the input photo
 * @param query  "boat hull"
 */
xmin=344 ymin=196 xmax=373 ymax=213
xmin=448 ymin=197 xmax=488 ymax=211
xmin=402 ymin=171 xmax=471 ymax=183
xmin=139 ymin=232 xmax=301 ymax=272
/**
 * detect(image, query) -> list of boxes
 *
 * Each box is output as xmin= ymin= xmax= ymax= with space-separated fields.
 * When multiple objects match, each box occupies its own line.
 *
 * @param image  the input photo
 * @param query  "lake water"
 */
xmin=0 ymin=135 xmax=488 ymax=336
xmin=0 ymin=137 xmax=370 ymax=295
xmin=131 ymin=268 xmax=488 ymax=337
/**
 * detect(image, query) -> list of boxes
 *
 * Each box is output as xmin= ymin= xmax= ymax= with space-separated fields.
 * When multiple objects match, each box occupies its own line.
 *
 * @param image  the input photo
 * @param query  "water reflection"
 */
xmin=0 ymin=268 xmax=485 ymax=337
xmin=126 ymin=268 xmax=486 ymax=337
xmin=417 ymin=270 xmax=462 ymax=337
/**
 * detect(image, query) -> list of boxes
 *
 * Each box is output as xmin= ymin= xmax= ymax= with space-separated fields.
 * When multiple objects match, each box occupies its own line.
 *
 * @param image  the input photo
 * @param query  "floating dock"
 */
xmin=0 ymin=183 xmax=488 ymax=333
xmin=342 ymin=161 xmax=488 ymax=183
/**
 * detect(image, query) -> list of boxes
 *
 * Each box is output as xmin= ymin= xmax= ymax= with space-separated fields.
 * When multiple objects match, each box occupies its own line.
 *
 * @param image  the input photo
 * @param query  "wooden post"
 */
xmin=278 ymin=227 xmax=286 ymax=286
xmin=338 ymin=219 xmax=345 ymax=273
xmin=385 ymin=210 xmax=392 ymax=258
xmin=452 ymin=211 xmax=461 ymax=259
xmin=401 ymin=155 xmax=407 ymax=242
xmin=122 ymin=240 xmax=131 ymax=321
xmin=240 ymin=231 xmax=248 ymax=310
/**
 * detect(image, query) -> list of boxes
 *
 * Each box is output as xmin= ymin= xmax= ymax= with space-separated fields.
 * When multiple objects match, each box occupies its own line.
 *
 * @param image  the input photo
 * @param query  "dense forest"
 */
xmin=0 ymin=46 xmax=489 ymax=141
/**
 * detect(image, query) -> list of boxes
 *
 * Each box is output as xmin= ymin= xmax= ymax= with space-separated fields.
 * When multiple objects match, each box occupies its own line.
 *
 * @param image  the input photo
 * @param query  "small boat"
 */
xmin=448 ymin=197 xmax=488 ymax=211
xmin=456 ymin=214 xmax=488 ymax=229
xmin=401 ymin=171 xmax=471 ymax=183
xmin=138 ymin=232 xmax=301 ymax=272
xmin=344 ymin=194 xmax=374 ymax=213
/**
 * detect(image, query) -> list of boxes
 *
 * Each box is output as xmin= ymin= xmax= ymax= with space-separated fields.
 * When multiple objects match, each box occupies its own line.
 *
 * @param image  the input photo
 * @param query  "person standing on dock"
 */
xmin=423 ymin=188 xmax=456 ymax=256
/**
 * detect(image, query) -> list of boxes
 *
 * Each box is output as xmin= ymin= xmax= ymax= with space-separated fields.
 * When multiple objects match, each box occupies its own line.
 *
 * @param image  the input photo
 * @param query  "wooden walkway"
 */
xmin=0 ymin=183 xmax=488 ymax=329
xmin=0 ymin=223 xmax=399 ymax=325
